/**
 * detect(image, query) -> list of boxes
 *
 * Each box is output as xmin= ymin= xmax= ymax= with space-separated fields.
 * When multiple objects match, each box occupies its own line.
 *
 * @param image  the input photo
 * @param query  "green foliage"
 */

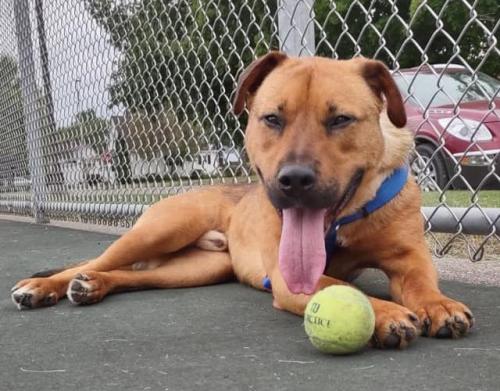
xmin=408 ymin=0 xmax=499 ymax=75
xmin=84 ymin=0 xmax=499 ymax=152
xmin=315 ymin=0 xmax=499 ymax=75
xmin=0 ymin=55 xmax=28 ymax=178
xmin=56 ymin=109 xmax=109 ymax=153
xmin=85 ymin=0 xmax=278 ymax=148
xmin=0 ymin=55 xmax=64 ymax=187
xmin=315 ymin=0 xmax=412 ymax=66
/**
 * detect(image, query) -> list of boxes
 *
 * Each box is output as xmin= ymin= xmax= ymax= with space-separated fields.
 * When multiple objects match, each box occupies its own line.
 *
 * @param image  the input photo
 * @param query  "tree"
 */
xmin=113 ymin=106 xmax=206 ymax=161
xmin=85 ymin=0 xmax=278 ymax=150
xmin=315 ymin=0 xmax=499 ymax=76
xmin=315 ymin=0 xmax=499 ymax=75
xmin=82 ymin=0 xmax=498 ymax=162
xmin=0 ymin=55 xmax=67 ymax=189
xmin=407 ymin=0 xmax=499 ymax=76
xmin=315 ymin=0 xmax=412 ymax=66
xmin=56 ymin=109 xmax=109 ymax=154
xmin=0 ymin=55 xmax=28 ymax=185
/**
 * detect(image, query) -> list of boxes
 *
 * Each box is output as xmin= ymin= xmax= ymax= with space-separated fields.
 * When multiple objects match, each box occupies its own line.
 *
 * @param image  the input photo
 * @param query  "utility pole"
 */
xmin=278 ymin=0 xmax=316 ymax=56
xmin=35 ymin=0 xmax=63 ymax=190
xmin=13 ymin=0 xmax=48 ymax=222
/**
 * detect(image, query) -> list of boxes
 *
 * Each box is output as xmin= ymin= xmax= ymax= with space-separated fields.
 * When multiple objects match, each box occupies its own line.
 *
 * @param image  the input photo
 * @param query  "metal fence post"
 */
xmin=13 ymin=0 xmax=48 ymax=223
xmin=278 ymin=0 xmax=316 ymax=56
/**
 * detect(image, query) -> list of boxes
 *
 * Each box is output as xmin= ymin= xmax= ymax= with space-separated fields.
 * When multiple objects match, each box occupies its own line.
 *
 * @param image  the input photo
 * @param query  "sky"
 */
xmin=0 ymin=0 xmax=121 ymax=126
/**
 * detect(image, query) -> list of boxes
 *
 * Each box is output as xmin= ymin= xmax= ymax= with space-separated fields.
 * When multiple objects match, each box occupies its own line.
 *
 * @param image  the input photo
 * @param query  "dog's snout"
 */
xmin=277 ymin=165 xmax=316 ymax=194
xmin=268 ymin=164 xmax=332 ymax=209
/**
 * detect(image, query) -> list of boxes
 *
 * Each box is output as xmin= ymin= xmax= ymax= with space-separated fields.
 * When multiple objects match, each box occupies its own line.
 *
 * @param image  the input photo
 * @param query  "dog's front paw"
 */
xmin=371 ymin=300 xmax=420 ymax=349
xmin=415 ymin=296 xmax=474 ymax=339
xmin=11 ymin=278 xmax=62 ymax=310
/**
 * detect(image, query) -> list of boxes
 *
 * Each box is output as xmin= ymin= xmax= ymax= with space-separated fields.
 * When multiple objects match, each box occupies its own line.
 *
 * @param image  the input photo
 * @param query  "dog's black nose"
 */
xmin=277 ymin=165 xmax=316 ymax=195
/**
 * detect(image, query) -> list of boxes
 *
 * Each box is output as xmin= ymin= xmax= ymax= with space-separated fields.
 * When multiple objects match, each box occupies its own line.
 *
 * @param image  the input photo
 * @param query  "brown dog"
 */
xmin=11 ymin=52 xmax=473 ymax=348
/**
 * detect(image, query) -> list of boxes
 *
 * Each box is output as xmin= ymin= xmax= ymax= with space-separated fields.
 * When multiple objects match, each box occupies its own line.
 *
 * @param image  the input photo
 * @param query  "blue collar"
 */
xmin=324 ymin=166 xmax=409 ymax=260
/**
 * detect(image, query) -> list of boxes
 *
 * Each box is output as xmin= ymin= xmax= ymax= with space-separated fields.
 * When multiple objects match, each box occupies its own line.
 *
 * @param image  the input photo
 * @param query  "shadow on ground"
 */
xmin=1 ymin=220 xmax=498 ymax=391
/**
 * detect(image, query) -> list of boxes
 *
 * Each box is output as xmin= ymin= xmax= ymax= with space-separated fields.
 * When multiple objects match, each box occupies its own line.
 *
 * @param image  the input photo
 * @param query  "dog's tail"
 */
xmin=31 ymin=260 xmax=90 ymax=278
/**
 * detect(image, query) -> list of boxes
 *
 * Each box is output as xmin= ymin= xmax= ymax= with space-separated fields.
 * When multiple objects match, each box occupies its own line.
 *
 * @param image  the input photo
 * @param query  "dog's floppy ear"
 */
xmin=361 ymin=59 xmax=407 ymax=128
xmin=232 ymin=51 xmax=288 ymax=115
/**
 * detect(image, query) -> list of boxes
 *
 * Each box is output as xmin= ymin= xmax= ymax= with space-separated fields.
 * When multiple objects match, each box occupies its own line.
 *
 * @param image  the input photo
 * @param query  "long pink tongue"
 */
xmin=279 ymin=208 xmax=327 ymax=294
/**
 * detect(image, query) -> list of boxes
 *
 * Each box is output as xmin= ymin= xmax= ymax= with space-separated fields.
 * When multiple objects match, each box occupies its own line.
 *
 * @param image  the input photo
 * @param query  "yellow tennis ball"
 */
xmin=304 ymin=285 xmax=375 ymax=354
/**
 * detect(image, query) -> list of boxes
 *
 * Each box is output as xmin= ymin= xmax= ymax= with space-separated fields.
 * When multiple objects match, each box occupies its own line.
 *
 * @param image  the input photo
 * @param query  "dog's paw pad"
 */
xmin=67 ymin=272 xmax=106 ymax=305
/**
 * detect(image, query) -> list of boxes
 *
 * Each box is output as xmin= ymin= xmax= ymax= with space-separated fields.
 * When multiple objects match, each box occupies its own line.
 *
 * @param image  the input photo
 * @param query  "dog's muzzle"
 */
xmin=267 ymin=164 xmax=338 ymax=210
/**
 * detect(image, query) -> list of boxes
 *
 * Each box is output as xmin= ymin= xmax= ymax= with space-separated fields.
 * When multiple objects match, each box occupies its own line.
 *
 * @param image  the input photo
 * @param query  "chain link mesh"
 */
xmin=0 ymin=0 xmax=498 ymax=260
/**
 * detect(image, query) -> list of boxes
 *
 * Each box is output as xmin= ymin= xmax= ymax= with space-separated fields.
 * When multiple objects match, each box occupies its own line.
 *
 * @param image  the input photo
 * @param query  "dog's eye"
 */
xmin=262 ymin=114 xmax=284 ymax=130
xmin=326 ymin=115 xmax=354 ymax=131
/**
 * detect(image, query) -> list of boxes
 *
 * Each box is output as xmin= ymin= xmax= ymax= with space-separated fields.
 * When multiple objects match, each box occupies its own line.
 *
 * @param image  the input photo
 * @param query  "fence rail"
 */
xmin=0 ymin=0 xmax=499 ymax=261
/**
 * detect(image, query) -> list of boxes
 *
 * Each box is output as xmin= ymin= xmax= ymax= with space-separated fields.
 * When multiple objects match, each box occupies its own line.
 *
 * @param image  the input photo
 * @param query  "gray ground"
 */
xmin=0 ymin=219 xmax=499 ymax=391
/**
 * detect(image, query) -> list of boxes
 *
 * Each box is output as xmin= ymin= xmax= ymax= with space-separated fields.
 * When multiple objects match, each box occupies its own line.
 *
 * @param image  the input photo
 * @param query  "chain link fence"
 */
xmin=0 ymin=0 xmax=498 ymax=261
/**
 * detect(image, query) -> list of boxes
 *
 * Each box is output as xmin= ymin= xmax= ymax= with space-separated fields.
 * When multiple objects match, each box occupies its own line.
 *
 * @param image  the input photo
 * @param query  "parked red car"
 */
xmin=393 ymin=65 xmax=500 ymax=190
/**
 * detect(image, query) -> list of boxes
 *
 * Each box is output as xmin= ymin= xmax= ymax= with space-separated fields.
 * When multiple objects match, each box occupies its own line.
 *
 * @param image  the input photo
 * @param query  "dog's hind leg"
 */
xmin=11 ymin=187 xmax=239 ymax=310
xmin=66 ymin=248 xmax=234 ymax=305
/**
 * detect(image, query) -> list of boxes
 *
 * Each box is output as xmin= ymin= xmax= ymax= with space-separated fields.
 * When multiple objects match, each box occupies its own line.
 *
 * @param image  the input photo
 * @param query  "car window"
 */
xmin=394 ymin=71 xmax=500 ymax=108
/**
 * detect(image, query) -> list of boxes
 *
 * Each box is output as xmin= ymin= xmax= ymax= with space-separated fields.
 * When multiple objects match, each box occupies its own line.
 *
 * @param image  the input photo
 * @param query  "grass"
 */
xmin=73 ymin=186 xmax=498 ymax=208
xmin=3 ymin=183 xmax=499 ymax=208
xmin=421 ymin=190 xmax=500 ymax=208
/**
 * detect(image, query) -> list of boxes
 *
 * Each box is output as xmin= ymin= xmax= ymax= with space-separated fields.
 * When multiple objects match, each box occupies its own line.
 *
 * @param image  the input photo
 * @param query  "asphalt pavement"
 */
xmin=1 ymin=219 xmax=498 ymax=391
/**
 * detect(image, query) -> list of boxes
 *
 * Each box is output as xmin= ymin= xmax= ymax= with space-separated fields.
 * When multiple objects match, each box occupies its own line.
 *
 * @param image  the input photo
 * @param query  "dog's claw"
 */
xmin=464 ymin=312 xmax=475 ymax=328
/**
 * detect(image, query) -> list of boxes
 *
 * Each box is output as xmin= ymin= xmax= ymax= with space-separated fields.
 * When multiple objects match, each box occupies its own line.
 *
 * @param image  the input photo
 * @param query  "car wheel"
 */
xmin=411 ymin=143 xmax=448 ymax=192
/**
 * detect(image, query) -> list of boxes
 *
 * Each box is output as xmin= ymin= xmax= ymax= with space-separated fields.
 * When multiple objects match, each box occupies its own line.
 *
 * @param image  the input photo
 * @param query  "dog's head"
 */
xmin=233 ymin=52 xmax=413 ymax=294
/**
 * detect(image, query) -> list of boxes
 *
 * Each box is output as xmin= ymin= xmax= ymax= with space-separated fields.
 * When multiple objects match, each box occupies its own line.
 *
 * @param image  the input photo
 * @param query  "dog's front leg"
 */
xmin=268 ymin=269 xmax=420 ymax=349
xmin=382 ymin=246 xmax=474 ymax=339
